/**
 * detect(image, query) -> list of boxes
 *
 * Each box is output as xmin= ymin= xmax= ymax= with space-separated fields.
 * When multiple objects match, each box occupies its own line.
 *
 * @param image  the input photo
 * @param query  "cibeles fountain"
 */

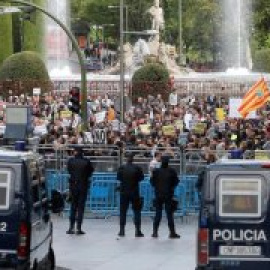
xmin=47 ymin=0 xmax=270 ymax=92
xmin=113 ymin=0 xmax=185 ymax=76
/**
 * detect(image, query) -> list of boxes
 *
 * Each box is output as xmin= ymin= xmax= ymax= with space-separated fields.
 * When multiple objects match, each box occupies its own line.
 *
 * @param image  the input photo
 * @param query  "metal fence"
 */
xmin=38 ymin=144 xmax=222 ymax=175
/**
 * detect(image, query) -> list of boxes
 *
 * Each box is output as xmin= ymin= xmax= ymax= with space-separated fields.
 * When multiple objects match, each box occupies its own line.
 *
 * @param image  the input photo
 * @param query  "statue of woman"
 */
xmin=147 ymin=0 xmax=165 ymax=34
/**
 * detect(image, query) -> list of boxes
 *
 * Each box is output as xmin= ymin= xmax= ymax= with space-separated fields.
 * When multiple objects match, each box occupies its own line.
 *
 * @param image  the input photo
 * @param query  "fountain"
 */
xmin=221 ymin=0 xmax=252 ymax=73
xmin=46 ymin=0 xmax=73 ymax=77
xmin=47 ymin=0 xmax=270 ymax=96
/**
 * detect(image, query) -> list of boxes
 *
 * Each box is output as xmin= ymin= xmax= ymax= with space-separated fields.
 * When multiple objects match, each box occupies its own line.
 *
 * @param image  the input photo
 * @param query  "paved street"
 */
xmin=53 ymin=216 xmax=197 ymax=270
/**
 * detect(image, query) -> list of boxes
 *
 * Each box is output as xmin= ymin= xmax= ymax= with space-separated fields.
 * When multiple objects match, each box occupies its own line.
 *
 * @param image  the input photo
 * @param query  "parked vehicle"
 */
xmin=196 ymin=160 xmax=270 ymax=270
xmin=0 ymin=148 xmax=56 ymax=269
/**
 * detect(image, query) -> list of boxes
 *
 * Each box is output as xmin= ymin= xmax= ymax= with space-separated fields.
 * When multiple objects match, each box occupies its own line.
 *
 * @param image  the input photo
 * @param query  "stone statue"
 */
xmin=133 ymin=39 xmax=150 ymax=64
xmin=147 ymin=0 xmax=165 ymax=34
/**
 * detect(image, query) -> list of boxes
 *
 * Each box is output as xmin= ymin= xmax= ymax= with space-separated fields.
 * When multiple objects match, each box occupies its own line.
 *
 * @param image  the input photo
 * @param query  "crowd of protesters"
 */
xmin=1 ymin=90 xmax=270 ymax=164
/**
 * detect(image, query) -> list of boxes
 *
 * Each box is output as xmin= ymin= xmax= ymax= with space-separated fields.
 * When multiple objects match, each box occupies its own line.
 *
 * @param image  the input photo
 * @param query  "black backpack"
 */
xmin=50 ymin=189 xmax=65 ymax=213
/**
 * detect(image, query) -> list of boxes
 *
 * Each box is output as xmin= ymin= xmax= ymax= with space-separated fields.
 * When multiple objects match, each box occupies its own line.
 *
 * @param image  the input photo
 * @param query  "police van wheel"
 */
xmin=47 ymin=248 xmax=55 ymax=270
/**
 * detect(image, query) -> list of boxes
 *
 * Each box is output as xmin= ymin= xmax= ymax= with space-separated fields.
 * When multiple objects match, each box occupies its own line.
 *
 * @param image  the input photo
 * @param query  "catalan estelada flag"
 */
xmin=238 ymin=78 xmax=270 ymax=118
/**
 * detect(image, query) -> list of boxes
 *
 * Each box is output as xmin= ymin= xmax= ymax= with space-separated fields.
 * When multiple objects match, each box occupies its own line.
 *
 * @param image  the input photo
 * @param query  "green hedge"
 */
xmin=132 ymin=63 xmax=170 ymax=102
xmin=253 ymin=48 xmax=270 ymax=73
xmin=0 ymin=51 xmax=52 ymax=96
xmin=23 ymin=0 xmax=45 ymax=55
xmin=0 ymin=13 xmax=13 ymax=65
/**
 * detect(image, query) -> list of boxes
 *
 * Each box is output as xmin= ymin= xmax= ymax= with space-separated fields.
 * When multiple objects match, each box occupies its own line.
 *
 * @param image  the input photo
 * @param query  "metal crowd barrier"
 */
xmin=46 ymin=171 xmax=199 ymax=218
xmin=39 ymin=144 xmax=229 ymax=175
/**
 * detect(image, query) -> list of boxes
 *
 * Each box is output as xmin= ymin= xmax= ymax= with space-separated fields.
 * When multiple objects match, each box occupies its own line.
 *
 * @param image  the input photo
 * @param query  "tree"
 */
xmin=132 ymin=63 xmax=170 ymax=102
xmin=22 ymin=0 xmax=45 ymax=54
xmin=0 ymin=7 xmax=13 ymax=65
xmin=0 ymin=51 xmax=52 ymax=96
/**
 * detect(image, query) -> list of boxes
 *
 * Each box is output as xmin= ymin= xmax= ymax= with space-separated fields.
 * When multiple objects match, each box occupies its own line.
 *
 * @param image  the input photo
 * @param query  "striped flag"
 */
xmin=238 ymin=78 xmax=270 ymax=118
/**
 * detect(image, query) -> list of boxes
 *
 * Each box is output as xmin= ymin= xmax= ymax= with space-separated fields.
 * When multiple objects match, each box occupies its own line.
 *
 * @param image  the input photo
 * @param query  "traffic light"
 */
xmin=68 ymin=87 xmax=80 ymax=114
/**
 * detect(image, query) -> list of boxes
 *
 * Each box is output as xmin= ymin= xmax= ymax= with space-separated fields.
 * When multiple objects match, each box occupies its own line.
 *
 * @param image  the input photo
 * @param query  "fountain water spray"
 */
xmin=46 ymin=0 xmax=72 ymax=77
xmin=222 ymin=0 xmax=252 ymax=74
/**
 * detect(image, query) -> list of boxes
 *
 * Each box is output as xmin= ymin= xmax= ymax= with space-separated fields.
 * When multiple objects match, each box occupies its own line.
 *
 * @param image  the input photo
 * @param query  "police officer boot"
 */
xmin=118 ymin=226 xmax=125 ymax=237
xmin=169 ymin=225 xmax=180 ymax=239
xmin=135 ymin=225 xmax=144 ymax=238
xmin=152 ymin=225 xmax=159 ymax=238
xmin=76 ymin=223 xmax=86 ymax=235
xmin=66 ymin=222 xmax=75 ymax=234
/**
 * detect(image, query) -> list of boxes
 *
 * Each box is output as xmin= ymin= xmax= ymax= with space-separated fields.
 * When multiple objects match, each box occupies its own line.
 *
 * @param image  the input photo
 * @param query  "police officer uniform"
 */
xmin=117 ymin=153 xmax=144 ymax=237
xmin=150 ymin=156 xmax=180 ymax=238
xmin=67 ymin=146 xmax=94 ymax=235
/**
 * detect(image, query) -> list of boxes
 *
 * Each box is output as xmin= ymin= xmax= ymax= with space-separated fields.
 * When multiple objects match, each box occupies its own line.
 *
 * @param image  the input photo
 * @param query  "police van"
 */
xmin=0 ymin=148 xmax=55 ymax=269
xmin=196 ymin=159 xmax=270 ymax=270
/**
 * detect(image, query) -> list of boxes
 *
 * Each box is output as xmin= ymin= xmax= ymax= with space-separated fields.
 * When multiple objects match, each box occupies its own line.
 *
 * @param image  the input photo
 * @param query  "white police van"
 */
xmin=196 ymin=159 xmax=270 ymax=270
xmin=0 ymin=148 xmax=55 ymax=269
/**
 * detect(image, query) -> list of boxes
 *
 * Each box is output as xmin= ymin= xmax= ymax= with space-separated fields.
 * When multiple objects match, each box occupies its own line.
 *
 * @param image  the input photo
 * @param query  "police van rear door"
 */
xmin=0 ymin=165 xmax=20 ymax=262
xmin=209 ymin=168 xmax=270 ymax=264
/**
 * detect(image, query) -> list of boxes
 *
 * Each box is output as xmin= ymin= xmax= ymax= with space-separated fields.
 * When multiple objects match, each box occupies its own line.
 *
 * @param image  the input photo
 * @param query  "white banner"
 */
xmin=229 ymin=98 xmax=256 ymax=119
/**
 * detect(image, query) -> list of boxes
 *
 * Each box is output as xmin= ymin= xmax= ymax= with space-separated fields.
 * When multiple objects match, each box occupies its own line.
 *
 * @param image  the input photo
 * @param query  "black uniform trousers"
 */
xmin=153 ymin=197 xmax=175 ymax=232
xmin=70 ymin=188 xmax=87 ymax=229
xmin=120 ymin=193 xmax=141 ymax=228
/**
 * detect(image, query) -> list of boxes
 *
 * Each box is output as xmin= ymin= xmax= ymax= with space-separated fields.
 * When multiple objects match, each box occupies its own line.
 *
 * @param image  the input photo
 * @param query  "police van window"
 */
xmin=0 ymin=171 xmax=11 ymax=210
xmin=218 ymin=177 xmax=263 ymax=218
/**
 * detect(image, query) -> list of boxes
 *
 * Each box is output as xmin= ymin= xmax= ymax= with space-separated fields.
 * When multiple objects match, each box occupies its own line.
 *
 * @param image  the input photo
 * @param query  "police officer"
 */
xmin=150 ymin=156 xmax=180 ymax=239
xmin=117 ymin=153 xmax=144 ymax=237
xmin=66 ymin=146 xmax=94 ymax=235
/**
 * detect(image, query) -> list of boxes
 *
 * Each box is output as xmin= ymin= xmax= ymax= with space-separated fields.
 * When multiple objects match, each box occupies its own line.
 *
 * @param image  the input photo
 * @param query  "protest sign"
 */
xmin=95 ymin=111 xmax=106 ymax=123
xmin=85 ymin=129 xmax=107 ymax=144
xmin=255 ymin=151 xmax=270 ymax=160
xmin=111 ymin=119 xmax=120 ymax=131
xmin=60 ymin=110 xmax=72 ymax=119
xmin=216 ymin=108 xmax=226 ymax=121
xmin=192 ymin=122 xmax=207 ymax=135
xmin=174 ymin=120 xmax=184 ymax=131
xmin=139 ymin=124 xmax=151 ymax=135
xmin=169 ymin=93 xmax=178 ymax=106
xmin=33 ymin=88 xmax=41 ymax=96
xmin=162 ymin=125 xmax=175 ymax=136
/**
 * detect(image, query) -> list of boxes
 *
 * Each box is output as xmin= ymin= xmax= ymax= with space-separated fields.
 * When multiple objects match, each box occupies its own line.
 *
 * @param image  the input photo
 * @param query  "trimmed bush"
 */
xmin=23 ymin=0 xmax=45 ymax=55
xmin=0 ymin=13 xmax=13 ymax=65
xmin=0 ymin=51 xmax=52 ymax=96
xmin=132 ymin=63 xmax=170 ymax=102
xmin=253 ymin=48 xmax=270 ymax=73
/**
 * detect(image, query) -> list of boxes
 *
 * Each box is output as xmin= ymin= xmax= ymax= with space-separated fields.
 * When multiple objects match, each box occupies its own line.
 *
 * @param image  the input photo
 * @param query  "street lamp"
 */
xmin=178 ymin=0 xmax=184 ymax=65
xmin=119 ymin=0 xmax=124 ymax=123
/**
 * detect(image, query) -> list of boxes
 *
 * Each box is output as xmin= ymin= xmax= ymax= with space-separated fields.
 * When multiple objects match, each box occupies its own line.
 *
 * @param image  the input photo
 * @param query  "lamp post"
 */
xmin=0 ymin=0 xmax=88 ymax=130
xmin=178 ymin=0 xmax=184 ymax=65
xmin=119 ymin=0 xmax=124 ymax=123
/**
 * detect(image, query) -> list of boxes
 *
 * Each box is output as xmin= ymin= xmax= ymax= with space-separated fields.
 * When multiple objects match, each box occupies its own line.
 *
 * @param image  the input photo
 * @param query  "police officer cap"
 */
xmin=126 ymin=152 xmax=134 ymax=159
xmin=161 ymin=155 xmax=170 ymax=163
xmin=71 ymin=145 xmax=84 ymax=153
